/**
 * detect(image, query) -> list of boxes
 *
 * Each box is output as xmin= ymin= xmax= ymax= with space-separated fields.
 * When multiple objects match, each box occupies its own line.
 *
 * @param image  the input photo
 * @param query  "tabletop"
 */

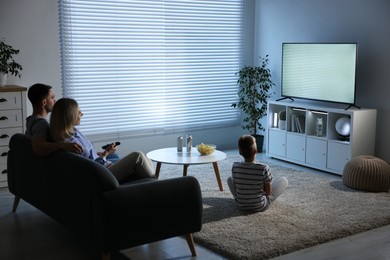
xmin=146 ymin=147 xmax=226 ymax=165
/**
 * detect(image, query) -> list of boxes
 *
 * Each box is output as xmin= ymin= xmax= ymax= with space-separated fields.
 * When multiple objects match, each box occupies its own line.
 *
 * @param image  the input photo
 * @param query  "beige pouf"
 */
xmin=342 ymin=155 xmax=390 ymax=192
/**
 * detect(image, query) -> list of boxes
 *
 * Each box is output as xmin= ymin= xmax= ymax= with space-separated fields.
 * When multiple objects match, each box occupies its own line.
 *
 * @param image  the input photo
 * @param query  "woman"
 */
xmin=50 ymin=98 xmax=155 ymax=183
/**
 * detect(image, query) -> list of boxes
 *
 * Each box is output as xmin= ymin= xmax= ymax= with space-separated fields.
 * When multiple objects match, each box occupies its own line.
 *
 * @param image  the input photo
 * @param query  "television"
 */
xmin=281 ymin=42 xmax=358 ymax=106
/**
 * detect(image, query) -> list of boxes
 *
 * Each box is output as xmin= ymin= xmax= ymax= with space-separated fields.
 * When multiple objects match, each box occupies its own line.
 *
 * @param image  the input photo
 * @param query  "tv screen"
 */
xmin=281 ymin=43 xmax=357 ymax=105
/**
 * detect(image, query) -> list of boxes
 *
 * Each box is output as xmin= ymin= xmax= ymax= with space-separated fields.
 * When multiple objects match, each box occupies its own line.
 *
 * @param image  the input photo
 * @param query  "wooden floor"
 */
xmin=1 ymin=152 xmax=390 ymax=260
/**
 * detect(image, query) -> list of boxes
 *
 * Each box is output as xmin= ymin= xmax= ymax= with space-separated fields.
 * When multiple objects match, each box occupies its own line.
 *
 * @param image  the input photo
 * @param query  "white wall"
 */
xmin=1 ymin=0 xmax=252 ymax=155
xmin=0 ymin=0 xmax=62 ymax=90
xmin=255 ymin=0 xmax=390 ymax=162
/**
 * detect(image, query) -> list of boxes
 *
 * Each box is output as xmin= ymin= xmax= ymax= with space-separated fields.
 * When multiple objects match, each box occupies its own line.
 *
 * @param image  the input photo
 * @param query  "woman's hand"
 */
xmin=98 ymin=143 xmax=117 ymax=157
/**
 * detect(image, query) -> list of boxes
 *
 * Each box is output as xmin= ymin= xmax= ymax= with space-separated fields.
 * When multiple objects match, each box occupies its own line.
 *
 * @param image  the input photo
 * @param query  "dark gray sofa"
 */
xmin=7 ymin=133 xmax=203 ymax=260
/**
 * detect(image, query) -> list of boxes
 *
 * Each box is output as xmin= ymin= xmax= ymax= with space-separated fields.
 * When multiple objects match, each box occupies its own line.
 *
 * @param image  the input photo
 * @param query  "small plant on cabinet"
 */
xmin=278 ymin=110 xmax=287 ymax=130
xmin=0 ymin=40 xmax=23 ymax=84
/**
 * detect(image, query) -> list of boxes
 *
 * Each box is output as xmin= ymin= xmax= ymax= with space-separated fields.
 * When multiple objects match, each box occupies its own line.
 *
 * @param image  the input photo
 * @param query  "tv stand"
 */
xmin=266 ymin=100 xmax=376 ymax=175
xmin=276 ymin=96 xmax=294 ymax=102
xmin=345 ymin=104 xmax=361 ymax=110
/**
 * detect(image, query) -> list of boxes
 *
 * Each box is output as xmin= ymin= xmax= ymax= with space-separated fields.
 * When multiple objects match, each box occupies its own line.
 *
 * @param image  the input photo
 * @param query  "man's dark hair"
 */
xmin=27 ymin=83 xmax=52 ymax=107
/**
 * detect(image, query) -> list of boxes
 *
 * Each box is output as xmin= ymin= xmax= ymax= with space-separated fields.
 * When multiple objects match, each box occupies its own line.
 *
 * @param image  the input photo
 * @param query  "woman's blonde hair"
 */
xmin=50 ymin=98 xmax=79 ymax=142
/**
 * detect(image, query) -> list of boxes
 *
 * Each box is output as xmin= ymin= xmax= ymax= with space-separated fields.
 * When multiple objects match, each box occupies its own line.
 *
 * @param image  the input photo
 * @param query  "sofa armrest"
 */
xmin=98 ymin=176 xmax=203 ymax=251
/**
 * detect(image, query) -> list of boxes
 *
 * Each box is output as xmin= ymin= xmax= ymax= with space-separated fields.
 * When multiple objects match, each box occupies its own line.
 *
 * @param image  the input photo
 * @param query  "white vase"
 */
xmin=279 ymin=120 xmax=286 ymax=130
xmin=0 ymin=73 xmax=7 ymax=87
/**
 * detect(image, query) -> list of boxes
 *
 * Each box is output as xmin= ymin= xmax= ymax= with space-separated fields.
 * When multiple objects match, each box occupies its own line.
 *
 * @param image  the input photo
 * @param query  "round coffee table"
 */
xmin=146 ymin=147 xmax=227 ymax=191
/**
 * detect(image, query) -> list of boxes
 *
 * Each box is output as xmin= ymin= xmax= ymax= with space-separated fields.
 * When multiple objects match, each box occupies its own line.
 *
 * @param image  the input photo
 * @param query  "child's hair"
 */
xmin=238 ymin=135 xmax=257 ymax=159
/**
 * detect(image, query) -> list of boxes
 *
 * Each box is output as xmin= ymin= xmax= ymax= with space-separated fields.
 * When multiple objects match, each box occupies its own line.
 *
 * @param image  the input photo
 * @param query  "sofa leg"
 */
xmin=185 ymin=233 xmax=197 ymax=256
xmin=102 ymin=252 xmax=110 ymax=260
xmin=12 ymin=196 xmax=20 ymax=213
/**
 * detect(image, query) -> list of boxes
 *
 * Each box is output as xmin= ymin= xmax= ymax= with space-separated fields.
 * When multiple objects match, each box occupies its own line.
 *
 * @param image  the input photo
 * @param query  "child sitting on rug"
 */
xmin=227 ymin=135 xmax=288 ymax=212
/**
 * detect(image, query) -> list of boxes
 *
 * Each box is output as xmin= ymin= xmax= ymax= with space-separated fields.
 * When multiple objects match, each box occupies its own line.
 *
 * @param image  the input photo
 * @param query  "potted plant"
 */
xmin=278 ymin=110 xmax=286 ymax=130
xmin=0 ymin=40 xmax=23 ymax=86
xmin=231 ymin=55 xmax=275 ymax=152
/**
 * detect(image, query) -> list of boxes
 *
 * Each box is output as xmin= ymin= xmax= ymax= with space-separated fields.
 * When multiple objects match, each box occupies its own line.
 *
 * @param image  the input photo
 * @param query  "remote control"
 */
xmin=102 ymin=141 xmax=121 ymax=150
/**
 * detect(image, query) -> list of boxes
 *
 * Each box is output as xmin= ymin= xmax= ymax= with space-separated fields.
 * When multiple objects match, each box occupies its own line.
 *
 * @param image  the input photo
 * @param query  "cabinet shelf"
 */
xmin=267 ymin=100 xmax=377 ymax=175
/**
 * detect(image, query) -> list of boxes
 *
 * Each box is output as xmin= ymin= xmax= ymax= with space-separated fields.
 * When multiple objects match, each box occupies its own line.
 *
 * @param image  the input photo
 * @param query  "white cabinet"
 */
xmin=327 ymin=141 xmax=351 ymax=172
xmin=0 ymin=86 xmax=27 ymax=188
xmin=286 ymin=133 xmax=305 ymax=162
xmin=266 ymin=100 xmax=376 ymax=175
xmin=268 ymin=129 xmax=285 ymax=157
xmin=306 ymin=137 xmax=327 ymax=168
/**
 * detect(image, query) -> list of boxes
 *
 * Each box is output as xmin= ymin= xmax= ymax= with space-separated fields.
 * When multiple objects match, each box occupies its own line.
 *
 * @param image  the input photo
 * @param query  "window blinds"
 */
xmin=58 ymin=0 xmax=243 ymax=140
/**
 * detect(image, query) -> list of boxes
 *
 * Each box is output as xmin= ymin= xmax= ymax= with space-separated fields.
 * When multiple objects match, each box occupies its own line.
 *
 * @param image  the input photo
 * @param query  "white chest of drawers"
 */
xmin=0 ymin=85 xmax=27 ymax=188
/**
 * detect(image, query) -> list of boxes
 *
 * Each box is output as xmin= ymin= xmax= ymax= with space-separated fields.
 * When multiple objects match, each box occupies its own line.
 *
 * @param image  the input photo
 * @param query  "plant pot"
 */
xmin=253 ymin=134 xmax=265 ymax=153
xmin=0 ymin=73 xmax=7 ymax=87
xmin=279 ymin=120 xmax=286 ymax=130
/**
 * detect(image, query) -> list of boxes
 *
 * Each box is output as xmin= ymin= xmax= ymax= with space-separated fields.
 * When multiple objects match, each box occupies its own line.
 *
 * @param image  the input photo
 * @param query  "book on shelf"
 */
xmin=289 ymin=113 xmax=305 ymax=133
xmin=295 ymin=116 xmax=301 ymax=133
xmin=296 ymin=115 xmax=305 ymax=133
xmin=291 ymin=114 xmax=297 ymax=132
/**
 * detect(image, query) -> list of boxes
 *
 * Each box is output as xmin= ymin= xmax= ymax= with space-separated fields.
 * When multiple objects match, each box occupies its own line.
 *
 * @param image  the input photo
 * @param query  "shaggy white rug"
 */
xmin=157 ymin=152 xmax=390 ymax=260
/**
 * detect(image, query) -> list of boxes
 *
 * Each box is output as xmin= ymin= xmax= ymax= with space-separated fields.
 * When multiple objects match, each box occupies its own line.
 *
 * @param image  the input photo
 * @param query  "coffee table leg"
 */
xmin=183 ymin=164 xmax=189 ymax=176
xmin=155 ymin=162 xmax=162 ymax=179
xmin=212 ymin=162 xmax=224 ymax=191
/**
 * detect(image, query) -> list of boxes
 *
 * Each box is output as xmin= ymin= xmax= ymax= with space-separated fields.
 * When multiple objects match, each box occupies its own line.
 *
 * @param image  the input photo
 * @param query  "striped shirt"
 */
xmin=231 ymin=161 xmax=273 ymax=212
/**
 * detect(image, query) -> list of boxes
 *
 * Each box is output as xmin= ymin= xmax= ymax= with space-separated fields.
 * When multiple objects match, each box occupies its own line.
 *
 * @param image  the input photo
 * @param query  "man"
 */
xmin=25 ymin=83 xmax=83 ymax=155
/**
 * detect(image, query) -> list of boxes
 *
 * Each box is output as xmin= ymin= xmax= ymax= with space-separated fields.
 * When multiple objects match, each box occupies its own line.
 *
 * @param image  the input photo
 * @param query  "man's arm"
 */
xmin=27 ymin=117 xmax=83 ymax=156
xmin=31 ymin=137 xmax=83 ymax=156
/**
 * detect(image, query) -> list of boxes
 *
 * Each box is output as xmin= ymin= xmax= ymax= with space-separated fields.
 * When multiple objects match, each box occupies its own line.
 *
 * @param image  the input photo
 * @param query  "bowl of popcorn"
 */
xmin=196 ymin=143 xmax=216 ymax=155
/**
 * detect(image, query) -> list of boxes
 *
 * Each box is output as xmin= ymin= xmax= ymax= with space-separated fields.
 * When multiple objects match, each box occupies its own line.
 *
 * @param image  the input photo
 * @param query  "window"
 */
xmin=58 ymin=0 xmax=243 ymax=141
